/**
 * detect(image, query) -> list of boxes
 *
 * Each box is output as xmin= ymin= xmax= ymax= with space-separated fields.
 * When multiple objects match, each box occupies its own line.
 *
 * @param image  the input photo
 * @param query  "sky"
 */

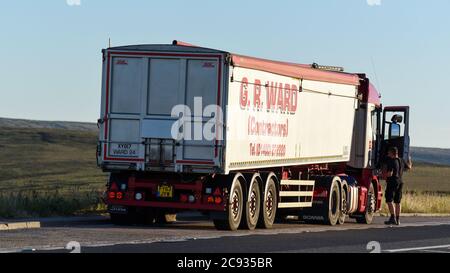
xmin=0 ymin=0 xmax=449 ymax=148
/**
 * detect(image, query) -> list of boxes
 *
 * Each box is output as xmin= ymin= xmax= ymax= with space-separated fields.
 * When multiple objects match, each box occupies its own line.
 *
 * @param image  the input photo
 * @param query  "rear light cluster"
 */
xmin=108 ymin=182 xmax=130 ymax=201
xmin=109 ymin=191 xmax=146 ymax=201
xmin=179 ymin=194 xmax=196 ymax=203
xmin=108 ymin=191 xmax=124 ymax=200
xmin=206 ymin=187 xmax=223 ymax=204
xmin=108 ymin=182 xmax=124 ymax=200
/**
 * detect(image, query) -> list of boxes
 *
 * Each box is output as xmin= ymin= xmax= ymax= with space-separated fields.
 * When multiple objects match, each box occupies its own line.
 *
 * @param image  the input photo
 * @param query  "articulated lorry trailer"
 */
xmin=97 ymin=40 xmax=410 ymax=230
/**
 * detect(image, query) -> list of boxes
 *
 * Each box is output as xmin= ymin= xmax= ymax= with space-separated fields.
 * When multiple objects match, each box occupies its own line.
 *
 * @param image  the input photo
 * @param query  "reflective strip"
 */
xmin=280 ymin=180 xmax=315 ymax=186
xmin=279 ymin=202 xmax=313 ymax=208
xmin=279 ymin=191 xmax=314 ymax=197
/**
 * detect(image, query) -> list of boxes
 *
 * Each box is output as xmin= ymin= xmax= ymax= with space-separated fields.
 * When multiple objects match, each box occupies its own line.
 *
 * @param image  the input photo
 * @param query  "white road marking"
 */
xmin=385 ymin=244 xmax=450 ymax=253
xmin=419 ymin=249 xmax=450 ymax=254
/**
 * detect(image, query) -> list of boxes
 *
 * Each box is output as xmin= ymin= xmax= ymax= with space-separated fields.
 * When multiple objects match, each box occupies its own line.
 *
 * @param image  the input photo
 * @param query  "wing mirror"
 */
xmin=391 ymin=114 xmax=403 ymax=123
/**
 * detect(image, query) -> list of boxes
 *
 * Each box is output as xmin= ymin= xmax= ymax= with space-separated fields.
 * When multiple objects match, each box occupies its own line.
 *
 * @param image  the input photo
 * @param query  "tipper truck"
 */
xmin=97 ymin=40 xmax=410 ymax=230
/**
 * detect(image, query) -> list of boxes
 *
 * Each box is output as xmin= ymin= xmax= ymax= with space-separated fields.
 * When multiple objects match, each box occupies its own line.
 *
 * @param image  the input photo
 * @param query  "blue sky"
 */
xmin=0 ymin=0 xmax=449 ymax=148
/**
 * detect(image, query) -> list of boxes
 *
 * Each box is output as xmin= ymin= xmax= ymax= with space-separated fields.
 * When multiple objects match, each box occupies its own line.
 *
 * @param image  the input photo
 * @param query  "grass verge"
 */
xmin=0 ymin=189 xmax=106 ymax=218
xmin=379 ymin=191 xmax=450 ymax=214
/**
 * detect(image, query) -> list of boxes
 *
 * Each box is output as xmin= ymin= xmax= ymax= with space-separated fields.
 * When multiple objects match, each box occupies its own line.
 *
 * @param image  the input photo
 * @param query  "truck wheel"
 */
xmin=324 ymin=179 xmax=340 ymax=226
xmin=213 ymin=174 xmax=244 ymax=231
xmin=257 ymin=176 xmax=277 ymax=229
xmin=241 ymin=174 xmax=261 ymax=230
xmin=356 ymin=183 xmax=375 ymax=224
xmin=338 ymin=182 xmax=348 ymax=225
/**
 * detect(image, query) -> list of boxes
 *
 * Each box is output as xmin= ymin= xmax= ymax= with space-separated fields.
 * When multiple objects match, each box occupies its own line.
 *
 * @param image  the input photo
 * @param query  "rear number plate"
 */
xmin=110 ymin=143 xmax=138 ymax=157
xmin=157 ymin=185 xmax=173 ymax=198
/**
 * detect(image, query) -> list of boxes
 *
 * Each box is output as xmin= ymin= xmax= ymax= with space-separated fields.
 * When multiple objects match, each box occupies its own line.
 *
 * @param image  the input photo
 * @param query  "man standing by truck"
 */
xmin=384 ymin=147 xmax=413 ymax=225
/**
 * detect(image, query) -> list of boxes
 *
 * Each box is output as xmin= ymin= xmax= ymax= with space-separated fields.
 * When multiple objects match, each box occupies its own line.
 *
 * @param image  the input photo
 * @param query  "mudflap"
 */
xmin=298 ymin=200 xmax=326 ymax=223
xmin=298 ymin=175 xmax=339 ymax=225
xmin=298 ymin=182 xmax=327 ymax=223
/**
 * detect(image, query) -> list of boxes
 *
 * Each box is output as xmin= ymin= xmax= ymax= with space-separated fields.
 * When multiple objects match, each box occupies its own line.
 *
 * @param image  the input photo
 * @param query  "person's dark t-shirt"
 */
xmin=386 ymin=157 xmax=407 ymax=183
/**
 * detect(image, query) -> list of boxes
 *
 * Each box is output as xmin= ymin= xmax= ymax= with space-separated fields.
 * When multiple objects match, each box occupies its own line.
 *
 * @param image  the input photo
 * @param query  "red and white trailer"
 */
xmin=97 ymin=40 xmax=410 ymax=230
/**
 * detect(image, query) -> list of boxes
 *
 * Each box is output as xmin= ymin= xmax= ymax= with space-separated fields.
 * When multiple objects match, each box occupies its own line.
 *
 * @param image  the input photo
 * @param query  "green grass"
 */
xmin=402 ymin=162 xmax=450 ymax=193
xmin=0 ymin=189 xmax=106 ymax=218
xmin=379 ymin=192 xmax=450 ymax=214
xmin=0 ymin=127 xmax=107 ymax=193
xmin=0 ymin=126 xmax=449 ymax=218
xmin=0 ymin=127 xmax=107 ymax=218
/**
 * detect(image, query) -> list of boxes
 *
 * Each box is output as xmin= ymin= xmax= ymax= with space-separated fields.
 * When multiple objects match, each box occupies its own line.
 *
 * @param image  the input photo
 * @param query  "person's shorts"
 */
xmin=385 ymin=179 xmax=403 ymax=204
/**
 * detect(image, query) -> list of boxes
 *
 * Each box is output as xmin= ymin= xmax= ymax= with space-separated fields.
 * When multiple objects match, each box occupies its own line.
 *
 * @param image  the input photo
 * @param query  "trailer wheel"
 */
xmin=240 ymin=174 xmax=261 ymax=230
xmin=324 ymin=179 xmax=340 ymax=226
xmin=257 ymin=176 xmax=278 ymax=229
xmin=338 ymin=181 xmax=348 ymax=225
xmin=213 ymin=174 xmax=244 ymax=231
xmin=356 ymin=183 xmax=375 ymax=224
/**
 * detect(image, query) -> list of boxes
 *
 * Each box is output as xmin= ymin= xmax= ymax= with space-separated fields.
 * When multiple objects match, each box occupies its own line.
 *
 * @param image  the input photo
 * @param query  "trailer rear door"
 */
xmin=101 ymin=50 xmax=224 ymax=172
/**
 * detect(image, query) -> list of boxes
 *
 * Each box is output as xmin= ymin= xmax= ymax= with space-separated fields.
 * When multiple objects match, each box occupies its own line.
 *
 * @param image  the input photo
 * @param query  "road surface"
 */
xmin=0 ymin=214 xmax=449 ymax=253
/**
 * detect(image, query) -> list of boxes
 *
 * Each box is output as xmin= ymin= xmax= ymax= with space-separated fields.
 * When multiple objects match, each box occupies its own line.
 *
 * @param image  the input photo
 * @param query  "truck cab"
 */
xmin=349 ymin=76 xmax=410 ymax=172
xmin=380 ymin=106 xmax=411 ymax=164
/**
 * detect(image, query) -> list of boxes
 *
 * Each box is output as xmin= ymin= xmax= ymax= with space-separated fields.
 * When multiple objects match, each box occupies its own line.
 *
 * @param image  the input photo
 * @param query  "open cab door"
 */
xmin=380 ymin=106 xmax=410 ymax=164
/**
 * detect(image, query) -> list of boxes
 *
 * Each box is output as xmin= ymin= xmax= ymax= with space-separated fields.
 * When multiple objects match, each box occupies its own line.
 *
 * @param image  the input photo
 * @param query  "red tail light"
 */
xmin=108 ymin=191 xmax=116 ymax=199
xmin=116 ymin=192 xmax=123 ymax=200
xmin=207 ymin=196 xmax=214 ymax=203
xmin=180 ymin=194 xmax=188 ymax=203
xmin=214 ymin=196 xmax=222 ymax=204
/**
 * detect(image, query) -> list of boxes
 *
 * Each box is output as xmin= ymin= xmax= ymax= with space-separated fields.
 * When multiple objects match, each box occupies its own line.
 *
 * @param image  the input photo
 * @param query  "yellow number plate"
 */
xmin=157 ymin=185 xmax=173 ymax=198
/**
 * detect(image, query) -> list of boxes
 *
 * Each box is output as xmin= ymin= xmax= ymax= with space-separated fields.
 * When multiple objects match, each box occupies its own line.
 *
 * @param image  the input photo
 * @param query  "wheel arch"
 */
xmin=230 ymin=172 xmax=248 ymax=199
xmin=371 ymin=176 xmax=382 ymax=211
xmin=263 ymin=172 xmax=280 ymax=200
xmin=244 ymin=173 xmax=263 ymax=198
xmin=338 ymin=176 xmax=349 ymax=209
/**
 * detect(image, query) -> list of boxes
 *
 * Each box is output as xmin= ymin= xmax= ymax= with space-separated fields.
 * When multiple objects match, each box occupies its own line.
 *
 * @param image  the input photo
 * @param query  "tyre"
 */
xmin=213 ymin=174 xmax=245 ymax=231
xmin=324 ymin=178 xmax=340 ymax=226
xmin=257 ymin=175 xmax=278 ymax=229
xmin=356 ymin=183 xmax=375 ymax=224
xmin=240 ymin=174 xmax=261 ymax=230
xmin=338 ymin=181 xmax=348 ymax=225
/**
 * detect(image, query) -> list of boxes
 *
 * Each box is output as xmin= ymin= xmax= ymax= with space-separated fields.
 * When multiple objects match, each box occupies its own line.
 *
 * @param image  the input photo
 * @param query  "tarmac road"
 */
xmin=1 ymin=214 xmax=449 ymax=253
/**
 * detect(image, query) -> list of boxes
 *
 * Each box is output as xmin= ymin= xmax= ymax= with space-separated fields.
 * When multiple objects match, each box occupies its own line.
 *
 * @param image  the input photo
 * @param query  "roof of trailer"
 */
xmin=108 ymin=44 xmax=227 ymax=54
xmin=108 ymin=40 xmax=361 ymax=86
